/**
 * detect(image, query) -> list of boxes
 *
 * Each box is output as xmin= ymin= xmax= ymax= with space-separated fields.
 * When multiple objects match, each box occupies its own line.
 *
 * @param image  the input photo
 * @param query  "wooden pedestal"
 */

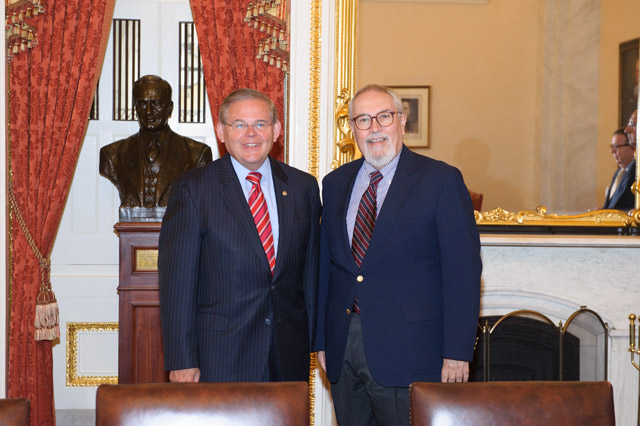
xmin=115 ymin=222 xmax=169 ymax=384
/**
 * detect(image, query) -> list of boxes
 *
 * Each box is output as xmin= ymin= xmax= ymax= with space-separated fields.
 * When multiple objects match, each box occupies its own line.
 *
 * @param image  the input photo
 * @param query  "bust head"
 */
xmin=133 ymin=75 xmax=174 ymax=134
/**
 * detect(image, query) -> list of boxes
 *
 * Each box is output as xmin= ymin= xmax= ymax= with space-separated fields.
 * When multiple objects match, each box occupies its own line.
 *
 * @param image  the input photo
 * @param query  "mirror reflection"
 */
xmin=356 ymin=0 xmax=639 ymax=214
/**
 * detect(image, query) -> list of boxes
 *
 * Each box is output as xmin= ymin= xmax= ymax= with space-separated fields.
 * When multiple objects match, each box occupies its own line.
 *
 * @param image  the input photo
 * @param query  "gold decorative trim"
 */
xmin=307 ymin=3 xmax=321 ymax=423
xmin=332 ymin=0 xmax=359 ymax=169
xmin=475 ymin=206 xmax=637 ymax=227
xmin=307 ymin=0 xmax=322 ymax=178
xmin=66 ymin=322 xmax=119 ymax=387
xmin=309 ymin=352 xmax=317 ymax=426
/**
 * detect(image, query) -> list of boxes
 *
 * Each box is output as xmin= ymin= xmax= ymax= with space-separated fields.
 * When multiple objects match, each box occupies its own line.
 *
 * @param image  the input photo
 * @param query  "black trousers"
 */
xmin=330 ymin=314 xmax=409 ymax=426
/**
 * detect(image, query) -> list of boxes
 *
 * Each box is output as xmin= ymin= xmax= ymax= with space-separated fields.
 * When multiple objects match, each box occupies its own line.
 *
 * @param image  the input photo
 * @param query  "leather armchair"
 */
xmin=410 ymin=381 xmax=614 ymax=426
xmin=0 ymin=398 xmax=30 ymax=426
xmin=96 ymin=381 xmax=309 ymax=426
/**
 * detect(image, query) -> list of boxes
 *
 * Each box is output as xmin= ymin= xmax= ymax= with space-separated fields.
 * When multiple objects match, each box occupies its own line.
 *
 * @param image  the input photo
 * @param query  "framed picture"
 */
xmin=619 ymin=38 xmax=639 ymax=128
xmin=390 ymin=86 xmax=431 ymax=148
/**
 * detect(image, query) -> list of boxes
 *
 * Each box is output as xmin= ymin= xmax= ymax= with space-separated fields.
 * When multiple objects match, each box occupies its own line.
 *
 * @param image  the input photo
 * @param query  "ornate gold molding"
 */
xmin=307 ymin=3 xmax=321 ymax=423
xmin=66 ymin=322 xmax=119 ymax=387
xmin=475 ymin=206 xmax=637 ymax=227
xmin=332 ymin=0 xmax=359 ymax=169
xmin=307 ymin=0 xmax=322 ymax=178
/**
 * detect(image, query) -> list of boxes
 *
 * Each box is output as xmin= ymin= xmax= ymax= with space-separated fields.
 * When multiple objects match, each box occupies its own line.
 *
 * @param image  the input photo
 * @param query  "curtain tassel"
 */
xmin=34 ymin=260 xmax=60 ymax=341
xmin=8 ymin=183 xmax=60 ymax=341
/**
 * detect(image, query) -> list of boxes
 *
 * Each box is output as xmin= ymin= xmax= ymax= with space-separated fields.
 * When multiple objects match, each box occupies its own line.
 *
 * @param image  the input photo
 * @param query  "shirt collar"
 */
xmin=230 ymin=155 xmax=272 ymax=183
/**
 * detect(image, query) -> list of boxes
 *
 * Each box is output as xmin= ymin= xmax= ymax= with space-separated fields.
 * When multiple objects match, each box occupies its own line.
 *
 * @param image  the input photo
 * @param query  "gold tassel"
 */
xmin=34 ymin=283 xmax=60 ymax=341
xmin=33 ymin=259 xmax=60 ymax=341
xmin=7 ymin=183 xmax=60 ymax=341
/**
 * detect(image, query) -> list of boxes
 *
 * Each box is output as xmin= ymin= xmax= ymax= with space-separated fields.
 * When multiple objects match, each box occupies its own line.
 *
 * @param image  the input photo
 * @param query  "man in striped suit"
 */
xmin=159 ymin=89 xmax=321 ymax=383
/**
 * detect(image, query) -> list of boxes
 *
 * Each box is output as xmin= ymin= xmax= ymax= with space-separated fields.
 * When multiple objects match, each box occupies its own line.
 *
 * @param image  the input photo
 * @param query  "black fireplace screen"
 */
xmin=469 ymin=308 xmax=608 ymax=382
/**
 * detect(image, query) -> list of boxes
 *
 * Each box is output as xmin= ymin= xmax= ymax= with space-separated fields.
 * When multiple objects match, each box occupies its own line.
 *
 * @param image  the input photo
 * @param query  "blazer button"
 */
xmin=265 ymin=318 xmax=271 ymax=325
xmin=346 ymin=308 xmax=351 ymax=315
xmin=356 ymin=275 xmax=364 ymax=283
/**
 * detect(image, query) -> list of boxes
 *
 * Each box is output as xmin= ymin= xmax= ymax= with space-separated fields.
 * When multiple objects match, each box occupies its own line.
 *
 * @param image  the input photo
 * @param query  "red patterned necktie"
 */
xmin=247 ymin=172 xmax=276 ymax=274
xmin=351 ymin=171 xmax=383 ymax=312
xmin=352 ymin=170 xmax=383 ymax=266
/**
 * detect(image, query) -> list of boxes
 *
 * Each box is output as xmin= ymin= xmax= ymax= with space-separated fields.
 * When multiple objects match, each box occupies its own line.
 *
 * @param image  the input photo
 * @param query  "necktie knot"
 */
xmin=370 ymin=170 xmax=383 ymax=186
xmin=246 ymin=171 xmax=262 ymax=185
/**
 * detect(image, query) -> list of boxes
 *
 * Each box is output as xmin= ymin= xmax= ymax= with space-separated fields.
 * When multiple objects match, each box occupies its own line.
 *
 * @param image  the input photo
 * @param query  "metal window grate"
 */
xmin=89 ymin=83 xmax=99 ymax=120
xmin=112 ymin=19 xmax=141 ymax=121
xmin=178 ymin=22 xmax=206 ymax=123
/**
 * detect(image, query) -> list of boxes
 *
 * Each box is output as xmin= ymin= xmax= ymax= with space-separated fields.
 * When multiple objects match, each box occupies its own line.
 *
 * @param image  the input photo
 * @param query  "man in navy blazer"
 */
xmin=315 ymin=85 xmax=481 ymax=426
xmin=602 ymin=129 xmax=635 ymax=211
xmin=159 ymin=89 xmax=320 ymax=383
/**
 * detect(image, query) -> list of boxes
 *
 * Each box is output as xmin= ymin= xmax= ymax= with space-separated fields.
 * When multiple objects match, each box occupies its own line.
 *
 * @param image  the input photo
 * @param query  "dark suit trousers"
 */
xmin=330 ymin=314 xmax=409 ymax=426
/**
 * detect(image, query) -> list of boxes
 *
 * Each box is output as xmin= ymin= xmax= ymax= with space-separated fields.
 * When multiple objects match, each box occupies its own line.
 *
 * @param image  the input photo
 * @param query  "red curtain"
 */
xmin=8 ymin=0 xmax=115 ymax=424
xmin=190 ymin=0 xmax=285 ymax=161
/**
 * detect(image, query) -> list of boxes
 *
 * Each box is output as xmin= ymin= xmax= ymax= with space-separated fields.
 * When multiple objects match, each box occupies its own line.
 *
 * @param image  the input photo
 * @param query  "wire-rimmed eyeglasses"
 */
xmin=610 ymin=142 xmax=631 ymax=152
xmin=222 ymin=121 xmax=274 ymax=132
xmin=351 ymin=111 xmax=402 ymax=131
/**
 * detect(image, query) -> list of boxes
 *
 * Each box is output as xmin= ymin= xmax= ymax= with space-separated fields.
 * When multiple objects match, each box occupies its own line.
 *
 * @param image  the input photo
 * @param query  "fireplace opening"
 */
xmin=469 ymin=315 xmax=580 ymax=382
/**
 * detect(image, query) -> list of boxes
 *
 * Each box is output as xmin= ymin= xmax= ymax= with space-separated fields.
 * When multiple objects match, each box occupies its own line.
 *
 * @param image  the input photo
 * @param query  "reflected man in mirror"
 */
xmin=603 ymin=128 xmax=635 ymax=210
xmin=99 ymin=75 xmax=212 ymax=219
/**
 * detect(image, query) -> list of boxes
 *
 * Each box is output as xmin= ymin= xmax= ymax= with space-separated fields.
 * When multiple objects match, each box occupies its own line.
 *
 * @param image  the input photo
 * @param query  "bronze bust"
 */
xmin=99 ymin=75 xmax=212 ymax=221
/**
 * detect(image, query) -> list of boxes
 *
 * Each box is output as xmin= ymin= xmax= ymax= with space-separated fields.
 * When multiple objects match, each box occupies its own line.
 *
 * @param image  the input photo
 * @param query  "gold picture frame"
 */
xmin=390 ymin=86 xmax=431 ymax=149
xmin=66 ymin=322 xmax=119 ymax=387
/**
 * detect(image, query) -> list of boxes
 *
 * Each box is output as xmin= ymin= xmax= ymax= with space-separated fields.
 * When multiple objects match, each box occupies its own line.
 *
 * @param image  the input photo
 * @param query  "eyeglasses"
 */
xmin=222 ymin=121 xmax=273 ymax=132
xmin=610 ymin=142 xmax=630 ymax=151
xmin=351 ymin=111 xmax=402 ymax=131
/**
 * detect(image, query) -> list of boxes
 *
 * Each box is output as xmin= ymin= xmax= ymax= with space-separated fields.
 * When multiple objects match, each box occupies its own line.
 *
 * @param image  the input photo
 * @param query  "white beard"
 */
xmin=361 ymin=132 xmax=397 ymax=169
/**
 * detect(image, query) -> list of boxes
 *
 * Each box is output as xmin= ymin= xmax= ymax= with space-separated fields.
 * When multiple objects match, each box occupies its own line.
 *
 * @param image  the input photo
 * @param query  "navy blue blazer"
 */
xmin=315 ymin=146 xmax=482 ymax=387
xmin=602 ymin=160 xmax=636 ymax=210
xmin=159 ymin=154 xmax=320 ymax=382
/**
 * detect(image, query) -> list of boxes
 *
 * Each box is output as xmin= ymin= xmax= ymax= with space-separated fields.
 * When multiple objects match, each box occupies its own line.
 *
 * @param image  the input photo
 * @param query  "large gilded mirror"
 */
xmin=333 ymin=0 xmax=639 ymax=228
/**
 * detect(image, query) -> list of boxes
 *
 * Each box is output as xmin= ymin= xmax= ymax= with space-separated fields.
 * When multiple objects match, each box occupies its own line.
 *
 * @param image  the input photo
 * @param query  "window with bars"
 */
xmin=178 ymin=22 xmax=206 ymax=123
xmin=112 ymin=19 xmax=141 ymax=121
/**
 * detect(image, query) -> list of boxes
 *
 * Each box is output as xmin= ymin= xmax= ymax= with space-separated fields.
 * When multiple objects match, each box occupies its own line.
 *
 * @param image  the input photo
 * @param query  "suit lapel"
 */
xmin=120 ymin=133 xmax=144 ymax=203
xmin=271 ymin=158 xmax=290 ymax=278
xmin=360 ymin=147 xmax=417 ymax=270
xmin=156 ymin=130 xmax=184 ymax=200
xmin=608 ymin=161 xmax=634 ymax=208
xmin=218 ymin=154 xmax=271 ymax=271
xmin=338 ymin=160 xmax=364 ymax=268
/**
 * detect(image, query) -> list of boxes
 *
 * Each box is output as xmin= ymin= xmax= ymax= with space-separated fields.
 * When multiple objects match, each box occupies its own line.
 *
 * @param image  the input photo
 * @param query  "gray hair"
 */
xmin=219 ymin=88 xmax=278 ymax=123
xmin=348 ymin=84 xmax=403 ymax=118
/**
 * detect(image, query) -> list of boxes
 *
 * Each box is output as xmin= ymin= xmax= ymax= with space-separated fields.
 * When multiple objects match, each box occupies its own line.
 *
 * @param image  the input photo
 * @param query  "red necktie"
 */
xmin=247 ymin=172 xmax=276 ymax=274
xmin=351 ymin=171 xmax=383 ymax=313
xmin=352 ymin=170 xmax=383 ymax=266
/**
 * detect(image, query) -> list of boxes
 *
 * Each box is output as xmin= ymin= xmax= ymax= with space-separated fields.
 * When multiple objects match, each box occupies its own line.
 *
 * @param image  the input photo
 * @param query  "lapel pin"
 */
xmin=282 ymin=191 xmax=288 ymax=196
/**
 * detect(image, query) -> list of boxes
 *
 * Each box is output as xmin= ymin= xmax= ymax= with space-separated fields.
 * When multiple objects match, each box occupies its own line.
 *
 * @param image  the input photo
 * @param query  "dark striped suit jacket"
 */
xmin=158 ymin=154 xmax=320 ymax=382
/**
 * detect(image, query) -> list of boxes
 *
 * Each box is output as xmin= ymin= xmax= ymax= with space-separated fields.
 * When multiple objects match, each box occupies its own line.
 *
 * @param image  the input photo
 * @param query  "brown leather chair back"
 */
xmin=468 ymin=190 xmax=483 ymax=212
xmin=410 ymin=381 xmax=614 ymax=426
xmin=96 ymin=381 xmax=309 ymax=426
xmin=0 ymin=398 xmax=30 ymax=426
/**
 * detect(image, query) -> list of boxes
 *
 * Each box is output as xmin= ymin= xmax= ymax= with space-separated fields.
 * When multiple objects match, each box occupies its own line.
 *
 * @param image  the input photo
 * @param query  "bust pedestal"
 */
xmin=114 ymin=222 xmax=168 ymax=384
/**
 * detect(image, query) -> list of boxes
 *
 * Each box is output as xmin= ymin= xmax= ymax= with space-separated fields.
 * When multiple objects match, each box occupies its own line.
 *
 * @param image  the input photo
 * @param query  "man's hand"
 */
xmin=169 ymin=367 xmax=201 ymax=383
xmin=441 ymin=359 xmax=469 ymax=383
xmin=317 ymin=351 xmax=327 ymax=372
